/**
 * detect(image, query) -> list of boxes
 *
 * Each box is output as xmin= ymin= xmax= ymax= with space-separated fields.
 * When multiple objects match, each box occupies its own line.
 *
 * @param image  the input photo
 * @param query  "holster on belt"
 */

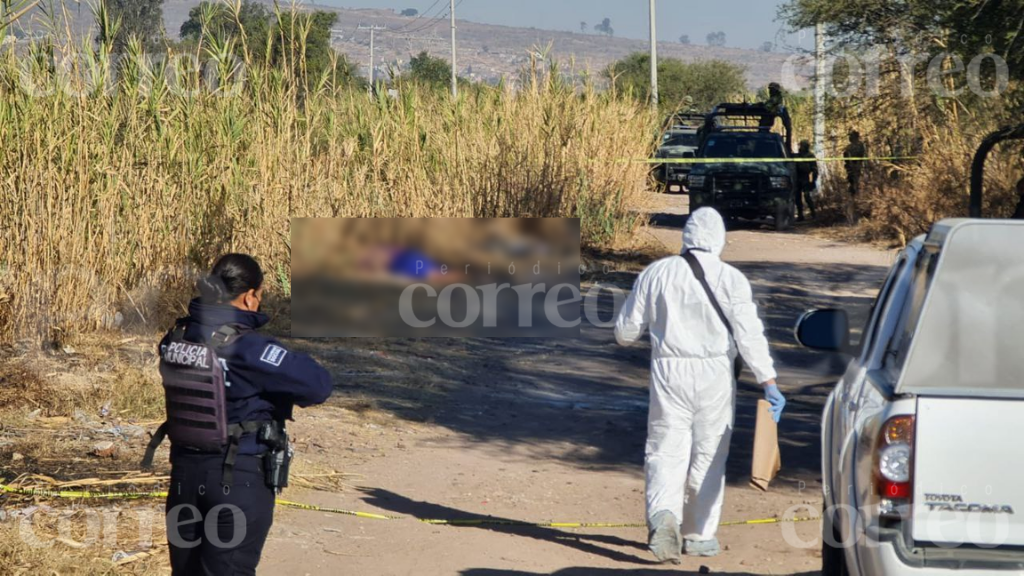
xmin=258 ymin=421 xmax=292 ymax=493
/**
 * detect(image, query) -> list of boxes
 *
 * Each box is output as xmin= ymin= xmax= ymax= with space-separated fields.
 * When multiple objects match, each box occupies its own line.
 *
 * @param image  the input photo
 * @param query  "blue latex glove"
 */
xmin=764 ymin=383 xmax=786 ymax=423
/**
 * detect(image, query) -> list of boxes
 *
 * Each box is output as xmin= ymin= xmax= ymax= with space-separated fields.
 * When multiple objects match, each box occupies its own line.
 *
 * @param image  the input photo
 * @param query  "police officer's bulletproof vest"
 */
xmin=141 ymin=322 xmax=255 ymax=476
xmin=157 ymin=322 xmax=242 ymax=452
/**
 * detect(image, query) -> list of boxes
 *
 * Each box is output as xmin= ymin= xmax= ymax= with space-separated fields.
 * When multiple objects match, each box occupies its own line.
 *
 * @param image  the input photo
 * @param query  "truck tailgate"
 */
xmin=912 ymin=397 xmax=1024 ymax=546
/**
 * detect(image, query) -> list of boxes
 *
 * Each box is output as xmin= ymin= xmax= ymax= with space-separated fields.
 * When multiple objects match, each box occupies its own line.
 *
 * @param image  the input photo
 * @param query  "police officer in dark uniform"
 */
xmin=794 ymin=140 xmax=818 ymax=221
xmin=844 ymin=130 xmax=867 ymax=197
xmin=143 ymin=254 xmax=333 ymax=576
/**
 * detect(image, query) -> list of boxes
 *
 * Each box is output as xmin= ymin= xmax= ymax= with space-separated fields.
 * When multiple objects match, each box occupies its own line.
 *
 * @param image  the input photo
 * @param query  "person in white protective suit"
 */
xmin=614 ymin=207 xmax=785 ymax=563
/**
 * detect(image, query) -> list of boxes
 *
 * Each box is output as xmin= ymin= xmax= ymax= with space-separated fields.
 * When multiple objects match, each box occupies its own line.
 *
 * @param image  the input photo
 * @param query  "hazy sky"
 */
xmin=315 ymin=1 xmax=809 ymax=51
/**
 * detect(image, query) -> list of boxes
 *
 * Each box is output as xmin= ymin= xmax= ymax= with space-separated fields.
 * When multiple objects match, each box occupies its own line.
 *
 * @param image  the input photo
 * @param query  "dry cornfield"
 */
xmin=0 ymin=4 xmax=656 ymax=345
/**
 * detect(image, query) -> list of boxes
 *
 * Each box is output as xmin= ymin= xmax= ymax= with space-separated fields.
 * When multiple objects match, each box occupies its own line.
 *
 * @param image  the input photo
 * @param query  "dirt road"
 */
xmin=261 ymin=195 xmax=897 ymax=576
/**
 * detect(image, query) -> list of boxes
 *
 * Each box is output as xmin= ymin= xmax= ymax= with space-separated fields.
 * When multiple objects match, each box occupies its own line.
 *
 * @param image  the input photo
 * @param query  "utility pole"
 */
xmin=358 ymin=24 xmax=387 ymax=93
xmin=649 ymin=0 xmax=658 ymax=110
xmin=814 ymin=23 xmax=828 ymax=181
xmin=450 ymin=0 xmax=458 ymax=98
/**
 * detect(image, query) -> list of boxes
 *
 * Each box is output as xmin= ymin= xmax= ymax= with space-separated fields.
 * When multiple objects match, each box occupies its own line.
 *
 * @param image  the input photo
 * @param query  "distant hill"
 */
xmin=24 ymin=1 xmax=808 ymax=91
xmin=162 ymin=1 xmax=805 ymax=90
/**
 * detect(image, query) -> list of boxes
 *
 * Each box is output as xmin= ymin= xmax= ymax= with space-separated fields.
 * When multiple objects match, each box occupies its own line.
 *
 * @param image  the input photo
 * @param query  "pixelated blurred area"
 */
xmin=292 ymin=219 xmax=581 ymax=337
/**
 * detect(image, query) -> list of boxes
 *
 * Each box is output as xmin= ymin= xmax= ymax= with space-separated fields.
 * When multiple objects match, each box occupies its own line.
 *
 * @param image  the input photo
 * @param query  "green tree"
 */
xmin=594 ymin=18 xmax=614 ymax=37
xmin=103 ymin=0 xmax=165 ymax=51
xmin=179 ymin=0 xmax=271 ymax=50
xmin=401 ymin=8 xmax=418 ymax=17
xmin=605 ymin=52 xmax=748 ymax=111
xmin=179 ymin=4 xmax=358 ymax=87
xmin=780 ymin=0 xmax=1024 ymax=81
xmin=706 ymin=31 xmax=726 ymax=47
xmin=405 ymin=50 xmax=452 ymax=88
xmin=272 ymin=10 xmax=340 ymax=81
xmin=679 ymin=34 xmax=690 ymax=45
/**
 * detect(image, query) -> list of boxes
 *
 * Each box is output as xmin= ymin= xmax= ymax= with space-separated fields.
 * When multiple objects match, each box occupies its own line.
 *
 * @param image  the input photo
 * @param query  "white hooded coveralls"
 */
xmin=614 ymin=208 xmax=776 ymax=541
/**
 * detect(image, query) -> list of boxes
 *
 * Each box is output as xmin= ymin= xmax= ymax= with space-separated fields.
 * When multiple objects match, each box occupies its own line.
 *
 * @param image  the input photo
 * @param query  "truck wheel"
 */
xmin=821 ymin=503 xmax=849 ymax=576
xmin=774 ymin=202 xmax=794 ymax=232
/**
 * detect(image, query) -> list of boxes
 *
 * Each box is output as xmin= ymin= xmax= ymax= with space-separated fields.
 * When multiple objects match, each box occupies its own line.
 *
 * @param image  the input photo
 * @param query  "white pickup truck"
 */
xmin=795 ymin=124 xmax=1024 ymax=576
xmin=799 ymin=218 xmax=1024 ymax=575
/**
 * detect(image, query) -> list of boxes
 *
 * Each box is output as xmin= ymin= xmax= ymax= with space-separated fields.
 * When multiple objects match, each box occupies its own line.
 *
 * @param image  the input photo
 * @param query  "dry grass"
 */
xmin=790 ymin=84 xmax=1022 ymax=244
xmin=0 ymin=333 xmax=164 ymax=420
xmin=854 ymin=122 xmax=1021 ymax=243
xmin=0 ymin=335 xmax=165 ymax=495
xmin=0 ymin=3 xmax=656 ymax=345
xmin=0 ymin=433 xmax=169 ymax=575
xmin=0 ymin=501 xmax=168 ymax=575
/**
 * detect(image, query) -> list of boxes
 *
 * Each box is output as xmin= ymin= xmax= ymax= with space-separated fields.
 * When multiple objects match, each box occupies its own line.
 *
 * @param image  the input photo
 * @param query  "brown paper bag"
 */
xmin=750 ymin=399 xmax=782 ymax=492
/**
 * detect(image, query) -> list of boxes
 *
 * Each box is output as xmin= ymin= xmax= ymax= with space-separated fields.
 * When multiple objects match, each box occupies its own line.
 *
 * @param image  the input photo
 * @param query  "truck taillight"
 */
xmin=875 ymin=415 xmax=915 ymax=519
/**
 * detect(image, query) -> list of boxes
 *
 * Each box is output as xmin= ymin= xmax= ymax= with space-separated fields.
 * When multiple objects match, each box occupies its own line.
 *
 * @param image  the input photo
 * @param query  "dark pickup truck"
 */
xmin=686 ymin=104 xmax=797 ymax=231
xmin=653 ymin=113 xmax=705 ymax=194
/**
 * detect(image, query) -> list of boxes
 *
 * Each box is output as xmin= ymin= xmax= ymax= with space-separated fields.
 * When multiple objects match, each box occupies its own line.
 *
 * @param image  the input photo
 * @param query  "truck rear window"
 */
xmin=896 ymin=222 xmax=1024 ymax=397
xmin=662 ymin=134 xmax=698 ymax=147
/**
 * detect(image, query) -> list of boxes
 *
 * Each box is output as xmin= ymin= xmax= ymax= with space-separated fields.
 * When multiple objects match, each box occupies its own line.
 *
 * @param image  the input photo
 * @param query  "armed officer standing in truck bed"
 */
xmin=143 ymin=253 xmax=333 ymax=576
xmin=760 ymin=83 xmax=793 ymax=153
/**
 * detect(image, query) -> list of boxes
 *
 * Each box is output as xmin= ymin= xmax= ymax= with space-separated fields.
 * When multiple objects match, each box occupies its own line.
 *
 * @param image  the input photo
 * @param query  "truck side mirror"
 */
xmin=795 ymin=309 xmax=853 ymax=354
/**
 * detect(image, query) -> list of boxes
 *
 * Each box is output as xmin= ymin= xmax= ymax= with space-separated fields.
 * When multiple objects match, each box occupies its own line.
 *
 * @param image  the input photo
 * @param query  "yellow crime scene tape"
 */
xmin=0 ymin=483 xmax=818 ymax=529
xmin=1 ymin=485 xmax=170 ymax=501
xmin=642 ymin=156 xmax=918 ymax=165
